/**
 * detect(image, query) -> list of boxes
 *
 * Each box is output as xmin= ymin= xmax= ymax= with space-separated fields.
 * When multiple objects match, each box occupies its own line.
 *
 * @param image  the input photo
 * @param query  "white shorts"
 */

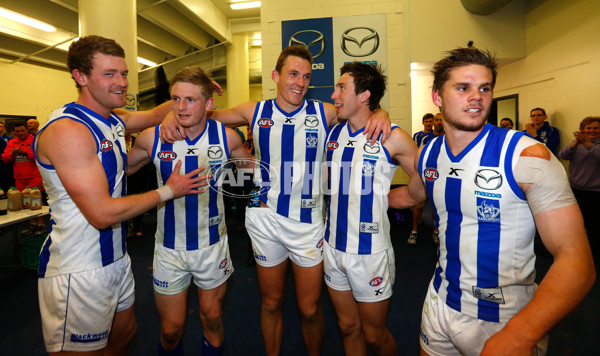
xmin=38 ymin=254 xmax=135 ymax=353
xmin=323 ymin=243 xmax=395 ymax=302
xmin=152 ymin=235 xmax=233 ymax=295
xmin=420 ymin=281 xmax=548 ymax=356
xmin=245 ymin=207 xmax=324 ymax=267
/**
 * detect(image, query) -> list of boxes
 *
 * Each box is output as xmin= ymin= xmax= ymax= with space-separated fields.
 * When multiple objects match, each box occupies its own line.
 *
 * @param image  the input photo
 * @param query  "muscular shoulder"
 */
xmin=520 ymin=142 xmax=551 ymax=160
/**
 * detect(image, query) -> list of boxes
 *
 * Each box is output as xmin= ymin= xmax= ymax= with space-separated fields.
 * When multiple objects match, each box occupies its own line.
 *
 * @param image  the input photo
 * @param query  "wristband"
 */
xmin=156 ymin=185 xmax=174 ymax=202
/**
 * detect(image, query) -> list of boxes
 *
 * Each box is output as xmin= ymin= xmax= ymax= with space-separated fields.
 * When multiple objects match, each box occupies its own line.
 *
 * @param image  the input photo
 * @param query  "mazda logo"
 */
xmin=289 ymin=30 xmax=326 ymax=58
xmin=341 ymin=27 xmax=379 ymax=57
xmin=207 ymin=145 xmax=223 ymax=159
xmin=305 ymin=115 xmax=319 ymax=128
xmin=474 ymin=169 xmax=502 ymax=190
xmin=363 ymin=142 xmax=380 ymax=154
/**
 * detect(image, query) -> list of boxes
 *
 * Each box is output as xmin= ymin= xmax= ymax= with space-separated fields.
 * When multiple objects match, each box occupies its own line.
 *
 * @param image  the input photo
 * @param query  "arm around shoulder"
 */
xmin=209 ymin=101 xmax=256 ymax=127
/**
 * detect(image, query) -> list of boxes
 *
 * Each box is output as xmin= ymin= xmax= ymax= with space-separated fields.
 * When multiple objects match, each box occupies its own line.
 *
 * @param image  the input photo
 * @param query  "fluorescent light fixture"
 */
xmin=410 ymin=62 xmax=418 ymax=70
xmin=410 ymin=71 xmax=417 ymax=78
xmin=230 ymin=1 xmax=261 ymax=10
xmin=137 ymin=57 xmax=157 ymax=67
xmin=0 ymin=7 xmax=56 ymax=32
xmin=251 ymin=39 xmax=262 ymax=46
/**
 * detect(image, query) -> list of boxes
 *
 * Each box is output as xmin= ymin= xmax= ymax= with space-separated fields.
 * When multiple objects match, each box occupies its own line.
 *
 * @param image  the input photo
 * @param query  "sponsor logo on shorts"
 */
xmin=419 ymin=328 xmax=430 ymax=345
xmin=424 ymin=168 xmax=438 ymax=181
xmin=302 ymin=198 xmax=316 ymax=209
xmin=219 ymin=258 xmax=228 ymax=269
xmin=369 ymin=276 xmax=383 ymax=286
xmin=360 ymin=222 xmax=379 ymax=234
xmin=70 ymin=330 xmax=109 ymax=343
xmin=100 ymin=139 xmax=113 ymax=152
xmin=472 ymin=286 xmax=505 ymax=304
xmin=209 ymin=215 xmax=223 ymax=226
xmin=253 ymin=253 xmax=267 ymax=262
xmin=324 ymin=272 xmax=331 ymax=282
xmin=153 ymin=277 xmax=168 ymax=288
xmin=316 ymin=238 xmax=323 ymax=248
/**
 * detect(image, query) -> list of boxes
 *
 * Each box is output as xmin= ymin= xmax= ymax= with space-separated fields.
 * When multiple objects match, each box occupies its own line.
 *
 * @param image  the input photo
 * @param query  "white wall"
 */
xmin=0 ymin=59 xmax=76 ymax=125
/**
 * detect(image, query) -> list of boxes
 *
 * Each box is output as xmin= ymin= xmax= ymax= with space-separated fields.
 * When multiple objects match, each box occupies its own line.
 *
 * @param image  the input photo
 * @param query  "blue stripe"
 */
xmin=335 ymin=146 xmax=355 ymax=252
xmin=208 ymin=120 xmax=221 ymax=245
xmin=324 ymin=124 xmax=344 ymax=243
xmin=480 ymin=126 xmax=507 ymax=167
xmin=445 ymin=177 xmax=463 ymax=311
xmin=37 ymin=233 xmax=53 ymax=278
xmin=257 ymin=103 xmax=273 ymax=202
xmin=505 ymin=131 xmax=526 ymax=200
xmin=276 ymin=123 xmax=294 ymax=217
xmin=160 ymin=141 xmax=176 ymax=248
xmin=299 ymin=102 xmax=319 ymax=223
xmin=476 ymin=196 xmax=501 ymax=321
xmin=358 ymin=159 xmax=376 ymax=254
xmin=185 ymin=154 xmax=199 ymax=250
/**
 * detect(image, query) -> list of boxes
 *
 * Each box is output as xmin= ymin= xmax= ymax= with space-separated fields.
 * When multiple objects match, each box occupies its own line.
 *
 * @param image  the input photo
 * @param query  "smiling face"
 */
xmin=331 ymin=73 xmax=363 ymax=121
xmin=272 ymin=55 xmax=311 ymax=112
xmin=584 ymin=121 xmax=600 ymax=141
xmin=433 ymin=64 xmax=493 ymax=133
xmin=170 ymin=82 xmax=213 ymax=130
xmin=74 ymin=53 xmax=129 ymax=117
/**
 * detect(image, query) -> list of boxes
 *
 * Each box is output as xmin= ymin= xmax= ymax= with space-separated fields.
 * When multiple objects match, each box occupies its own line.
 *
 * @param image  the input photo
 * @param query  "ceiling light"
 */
xmin=251 ymin=39 xmax=262 ymax=46
xmin=230 ymin=1 xmax=261 ymax=10
xmin=137 ymin=57 xmax=157 ymax=67
xmin=0 ymin=7 xmax=56 ymax=32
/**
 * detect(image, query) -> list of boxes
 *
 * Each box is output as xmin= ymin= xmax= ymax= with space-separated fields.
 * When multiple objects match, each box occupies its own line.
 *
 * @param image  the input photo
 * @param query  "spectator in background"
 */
xmin=500 ymin=117 xmax=514 ymax=129
xmin=559 ymin=116 xmax=600 ymax=258
xmin=413 ymin=113 xmax=435 ymax=147
xmin=525 ymin=107 xmax=560 ymax=154
xmin=27 ymin=119 xmax=40 ymax=135
xmin=0 ymin=122 xmax=13 ymax=143
xmin=1 ymin=123 xmax=46 ymax=234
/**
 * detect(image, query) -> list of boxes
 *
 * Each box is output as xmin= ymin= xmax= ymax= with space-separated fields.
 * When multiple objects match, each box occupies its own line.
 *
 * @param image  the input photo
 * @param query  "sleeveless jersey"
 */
xmin=34 ymin=103 xmax=127 ymax=278
xmin=420 ymin=123 xmax=538 ymax=322
xmin=251 ymin=99 xmax=328 ymax=223
xmin=413 ymin=130 xmax=435 ymax=148
xmin=152 ymin=119 xmax=228 ymax=250
xmin=324 ymin=122 xmax=399 ymax=255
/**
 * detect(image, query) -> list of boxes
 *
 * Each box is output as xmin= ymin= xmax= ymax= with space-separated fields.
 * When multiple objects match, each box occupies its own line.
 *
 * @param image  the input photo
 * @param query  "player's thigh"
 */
xmin=106 ymin=304 xmax=137 ymax=351
xmin=357 ymin=299 xmax=391 ymax=336
xmin=197 ymin=281 xmax=228 ymax=318
xmin=327 ymin=287 xmax=361 ymax=330
xmin=154 ymin=290 xmax=189 ymax=330
xmin=256 ymin=260 xmax=289 ymax=302
xmin=291 ymin=261 xmax=324 ymax=310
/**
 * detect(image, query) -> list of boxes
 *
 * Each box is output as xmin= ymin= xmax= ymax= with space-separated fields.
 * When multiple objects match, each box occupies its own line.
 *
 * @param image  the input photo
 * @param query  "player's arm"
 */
xmin=323 ymin=102 xmax=392 ymax=144
xmin=481 ymin=143 xmax=596 ymax=356
xmin=1 ymin=140 xmax=15 ymax=163
xmin=226 ymin=127 xmax=254 ymax=170
xmin=126 ymin=128 xmax=155 ymax=175
xmin=387 ymin=127 xmax=418 ymax=177
xmin=388 ymin=145 xmax=427 ymax=209
xmin=208 ymin=101 xmax=256 ymax=128
xmin=115 ymin=100 xmax=173 ymax=134
xmin=35 ymin=119 xmax=209 ymax=230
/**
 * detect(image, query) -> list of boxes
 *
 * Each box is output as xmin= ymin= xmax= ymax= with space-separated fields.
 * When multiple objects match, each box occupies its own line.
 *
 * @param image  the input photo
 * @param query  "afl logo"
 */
xmin=369 ymin=277 xmax=383 ymax=287
xmin=327 ymin=141 xmax=339 ymax=150
xmin=316 ymin=238 xmax=323 ymax=248
xmin=474 ymin=169 xmax=503 ymax=190
xmin=158 ymin=151 xmax=177 ymax=161
xmin=100 ymin=139 xmax=113 ymax=152
xmin=258 ymin=118 xmax=274 ymax=128
xmin=219 ymin=258 xmax=228 ymax=269
xmin=424 ymin=168 xmax=439 ymax=181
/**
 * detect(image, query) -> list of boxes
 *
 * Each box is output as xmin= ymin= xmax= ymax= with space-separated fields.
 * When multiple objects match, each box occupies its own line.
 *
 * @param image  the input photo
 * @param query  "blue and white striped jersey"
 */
xmin=152 ymin=119 xmax=229 ymax=250
xmin=420 ymin=123 xmax=539 ymax=322
xmin=251 ymin=99 xmax=328 ymax=223
xmin=324 ymin=122 xmax=399 ymax=255
xmin=35 ymin=103 xmax=128 ymax=278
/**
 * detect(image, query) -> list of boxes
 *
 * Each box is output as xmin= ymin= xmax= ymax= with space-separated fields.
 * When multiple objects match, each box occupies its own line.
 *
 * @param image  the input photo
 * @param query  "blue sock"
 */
xmin=201 ymin=334 xmax=224 ymax=356
xmin=158 ymin=339 xmax=184 ymax=355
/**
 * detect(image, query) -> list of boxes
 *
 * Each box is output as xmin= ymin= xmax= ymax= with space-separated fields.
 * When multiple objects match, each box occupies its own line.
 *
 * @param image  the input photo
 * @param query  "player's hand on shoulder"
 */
xmin=159 ymin=111 xmax=185 ymax=143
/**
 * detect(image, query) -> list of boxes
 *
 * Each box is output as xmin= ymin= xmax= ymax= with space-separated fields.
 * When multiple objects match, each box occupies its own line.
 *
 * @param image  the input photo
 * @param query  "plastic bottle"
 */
xmin=8 ymin=186 xmax=22 ymax=211
xmin=22 ymin=186 xmax=31 ymax=209
xmin=0 ymin=189 xmax=7 ymax=215
xmin=247 ymin=182 xmax=262 ymax=208
xmin=30 ymin=186 xmax=42 ymax=210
